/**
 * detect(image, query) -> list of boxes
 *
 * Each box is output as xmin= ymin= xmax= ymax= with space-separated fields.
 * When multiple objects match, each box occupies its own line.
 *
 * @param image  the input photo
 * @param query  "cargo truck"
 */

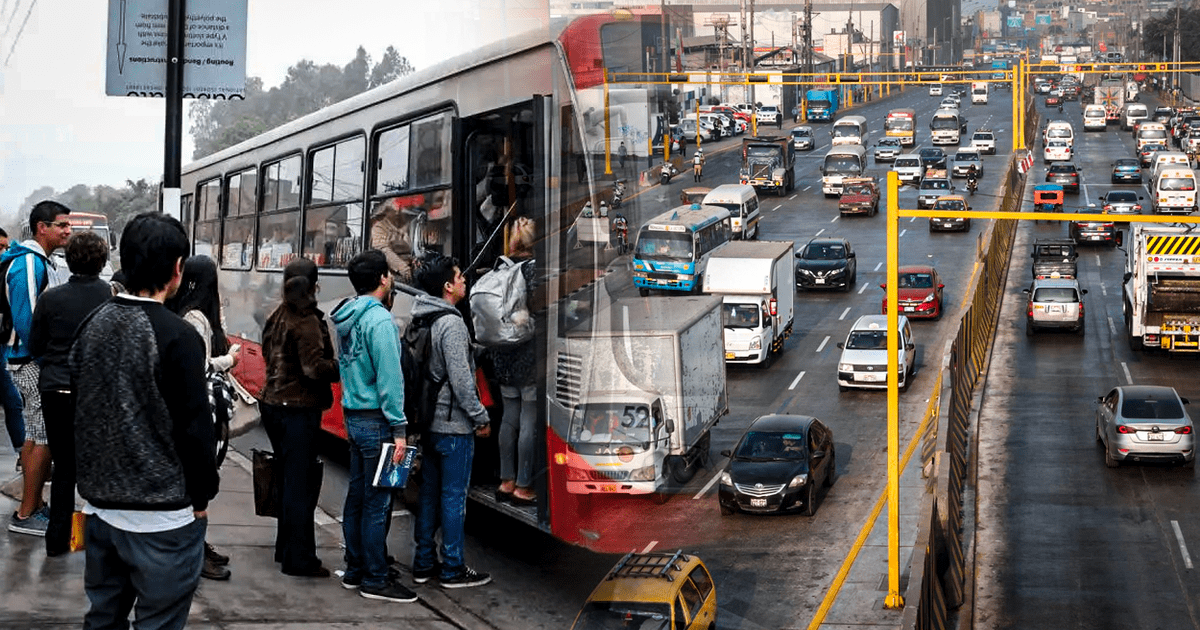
xmin=701 ymin=241 xmax=796 ymax=366
xmin=556 ymin=296 xmax=728 ymax=495
xmin=739 ymin=135 xmax=795 ymax=195
xmin=805 ymin=89 xmax=838 ymax=121
xmin=1095 ymin=78 xmax=1124 ymax=125
xmin=1123 ymin=225 xmax=1200 ymax=352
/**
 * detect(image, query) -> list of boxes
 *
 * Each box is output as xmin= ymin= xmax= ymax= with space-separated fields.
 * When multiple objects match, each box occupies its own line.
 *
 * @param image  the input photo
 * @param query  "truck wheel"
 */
xmin=639 ymin=288 xmax=650 ymax=297
xmin=1130 ymin=334 xmax=1144 ymax=351
xmin=668 ymin=455 xmax=697 ymax=484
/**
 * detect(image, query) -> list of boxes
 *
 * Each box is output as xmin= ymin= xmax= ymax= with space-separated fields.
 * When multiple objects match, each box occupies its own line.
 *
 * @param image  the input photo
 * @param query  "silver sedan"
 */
xmin=1096 ymin=386 xmax=1195 ymax=469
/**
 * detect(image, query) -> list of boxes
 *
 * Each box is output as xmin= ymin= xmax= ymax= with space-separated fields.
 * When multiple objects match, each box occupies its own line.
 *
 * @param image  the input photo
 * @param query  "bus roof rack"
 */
xmin=606 ymin=550 xmax=690 ymax=582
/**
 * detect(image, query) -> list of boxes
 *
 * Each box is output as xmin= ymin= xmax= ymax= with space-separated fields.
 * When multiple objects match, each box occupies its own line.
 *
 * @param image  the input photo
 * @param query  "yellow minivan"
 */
xmin=570 ymin=551 xmax=718 ymax=630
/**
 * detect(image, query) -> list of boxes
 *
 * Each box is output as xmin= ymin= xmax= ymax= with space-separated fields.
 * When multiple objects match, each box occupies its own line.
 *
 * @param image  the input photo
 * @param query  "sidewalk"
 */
xmin=0 ymin=445 xmax=493 ymax=630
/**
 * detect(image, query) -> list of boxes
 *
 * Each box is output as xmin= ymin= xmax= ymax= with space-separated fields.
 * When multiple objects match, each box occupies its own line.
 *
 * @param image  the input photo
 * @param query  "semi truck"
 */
xmin=805 ymin=89 xmax=838 ymax=121
xmin=556 ymin=296 xmax=728 ymax=495
xmin=739 ymin=135 xmax=796 ymax=195
xmin=1123 ymin=225 xmax=1200 ymax=352
xmin=701 ymin=241 xmax=796 ymax=366
xmin=1095 ymin=78 xmax=1124 ymax=125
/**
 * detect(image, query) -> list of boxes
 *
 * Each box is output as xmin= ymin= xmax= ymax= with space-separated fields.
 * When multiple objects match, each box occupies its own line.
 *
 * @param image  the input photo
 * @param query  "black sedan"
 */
xmin=795 ymin=237 xmax=857 ymax=291
xmin=1110 ymin=158 xmax=1143 ymax=184
xmin=1045 ymin=163 xmax=1081 ymax=194
xmin=918 ymin=147 xmax=947 ymax=171
xmin=718 ymin=415 xmax=836 ymax=516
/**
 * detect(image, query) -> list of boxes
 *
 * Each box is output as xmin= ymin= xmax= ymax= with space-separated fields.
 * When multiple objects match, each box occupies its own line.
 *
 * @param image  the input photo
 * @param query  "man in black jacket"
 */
xmin=69 ymin=213 xmax=217 ymax=629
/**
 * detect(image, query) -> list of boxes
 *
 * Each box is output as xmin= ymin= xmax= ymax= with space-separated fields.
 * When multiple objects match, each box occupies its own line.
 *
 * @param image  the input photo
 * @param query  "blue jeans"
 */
xmin=414 ymin=433 xmax=474 ymax=579
xmin=342 ymin=412 xmax=392 ymax=589
xmin=0 ymin=366 xmax=23 ymax=451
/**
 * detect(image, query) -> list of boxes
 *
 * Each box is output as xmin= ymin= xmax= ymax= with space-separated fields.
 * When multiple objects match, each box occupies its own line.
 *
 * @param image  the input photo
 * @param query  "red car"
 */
xmin=881 ymin=265 xmax=945 ymax=320
xmin=1045 ymin=95 xmax=1061 ymax=107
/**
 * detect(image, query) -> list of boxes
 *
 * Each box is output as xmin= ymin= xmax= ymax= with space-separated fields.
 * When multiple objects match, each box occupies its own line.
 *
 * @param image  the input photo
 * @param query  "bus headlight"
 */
xmin=629 ymin=465 xmax=657 ymax=481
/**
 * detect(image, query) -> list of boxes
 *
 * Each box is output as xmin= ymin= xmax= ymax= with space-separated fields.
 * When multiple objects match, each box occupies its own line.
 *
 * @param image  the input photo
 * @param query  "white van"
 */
xmin=971 ymin=81 xmax=988 ymax=104
xmin=819 ymin=144 xmax=869 ymax=195
xmin=1136 ymin=121 xmax=1169 ymax=151
xmin=1149 ymin=151 xmax=1191 ymax=185
xmin=1042 ymin=120 xmax=1074 ymax=147
xmin=1123 ymin=103 xmax=1150 ymax=132
xmin=831 ymin=115 xmax=869 ymax=146
xmin=703 ymin=184 xmax=761 ymax=240
xmin=836 ymin=314 xmax=916 ymax=392
xmin=1153 ymin=167 xmax=1198 ymax=215
xmin=1082 ymin=105 xmax=1107 ymax=131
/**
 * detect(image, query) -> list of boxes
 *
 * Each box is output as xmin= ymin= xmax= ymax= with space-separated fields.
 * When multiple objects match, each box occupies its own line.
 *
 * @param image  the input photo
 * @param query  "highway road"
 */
xmin=973 ymin=93 xmax=1200 ymax=629
xmin=224 ymin=83 xmax=1029 ymax=630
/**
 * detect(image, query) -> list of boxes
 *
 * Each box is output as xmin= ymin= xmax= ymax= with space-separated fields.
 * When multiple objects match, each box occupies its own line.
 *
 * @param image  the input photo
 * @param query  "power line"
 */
xmin=2 ymin=0 xmax=35 ymax=68
xmin=1 ymin=0 xmax=22 ymax=41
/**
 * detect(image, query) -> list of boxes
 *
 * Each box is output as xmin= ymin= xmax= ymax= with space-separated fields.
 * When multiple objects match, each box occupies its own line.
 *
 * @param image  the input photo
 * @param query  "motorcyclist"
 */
xmin=612 ymin=213 xmax=629 ymax=254
xmin=966 ymin=164 xmax=979 ymax=194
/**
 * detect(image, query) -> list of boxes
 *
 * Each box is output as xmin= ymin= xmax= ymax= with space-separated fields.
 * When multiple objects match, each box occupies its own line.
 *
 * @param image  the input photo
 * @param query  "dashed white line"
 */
xmin=874 ymin=262 xmax=883 ymax=271
xmin=816 ymin=336 xmax=830 ymax=352
xmin=900 ymin=229 xmax=908 ymax=237
xmin=858 ymin=283 xmax=869 ymax=294
xmin=1121 ymin=362 xmax=1133 ymax=385
xmin=1172 ymin=520 xmax=1194 ymax=570
xmin=772 ymin=204 xmax=782 ymax=212
xmin=830 ymin=215 xmax=839 ymax=223
xmin=693 ymin=471 xmax=722 ymax=500
xmin=803 ymin=185 xmax=812 ymax=191
xmin=839 ymin=307 xmax=851 ymax=320
xmin=790 ymin=194 xmax=798 ymax=200
xmin=1095 ymin=254 xmax=1101 ymax=266
xmin=1107 ymin=316 xmax=1117 ymax=336
xmin=1101 ymin=283 xmax=1108 ymax=297
xmin=642 ymin=541 xmax=658 ymax=553
xmin=815 ymin=228 xmax=825 ymax=236
xmin=788 ymin=370 xmax=806 ymax=390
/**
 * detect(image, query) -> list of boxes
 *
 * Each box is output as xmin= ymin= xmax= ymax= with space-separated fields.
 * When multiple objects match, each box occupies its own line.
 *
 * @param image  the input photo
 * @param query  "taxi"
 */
xmin=570 ymin=551 xmax=718 ymax=630
xmin=929 ymin=194 xmax=972 ymax=232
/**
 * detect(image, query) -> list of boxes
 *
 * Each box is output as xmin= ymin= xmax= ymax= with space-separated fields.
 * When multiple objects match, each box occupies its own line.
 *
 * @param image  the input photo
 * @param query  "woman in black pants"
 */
xmin=258 ymin=258 xmax=340 ymax=577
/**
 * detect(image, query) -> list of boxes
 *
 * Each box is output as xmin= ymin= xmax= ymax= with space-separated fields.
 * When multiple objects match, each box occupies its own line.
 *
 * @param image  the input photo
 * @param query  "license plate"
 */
xmin=725 ymin=352 xmax=735 ymax=360
xmin=904 ymin=306 xmax=915 ymax=312
xmin=815 ymin=278 xmax=826 ymax=284
xmin=600 ymin=485 xmax=619 ymax=492
xmin=750 ymin=498 xmax=767 ymax=507
xmin=1148 ymin=433 xmax=1165 ymax=441
xmin=1047 ymin=305 xmax=1064 ymax=313
xmin=860 ymin=373 xmax=878 ymax=382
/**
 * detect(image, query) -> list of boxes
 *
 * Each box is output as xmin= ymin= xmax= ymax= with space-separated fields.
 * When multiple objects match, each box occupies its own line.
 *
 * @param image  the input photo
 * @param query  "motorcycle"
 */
xmin=966 ymin=175 xmax=978 ymax=196
xmin=611 ymin=179 xmax=627 ymax=210
xmin=612 ymin=213 xmax=629 ymax=255
xmin=659 ymin=161 xmax=680 ymax=185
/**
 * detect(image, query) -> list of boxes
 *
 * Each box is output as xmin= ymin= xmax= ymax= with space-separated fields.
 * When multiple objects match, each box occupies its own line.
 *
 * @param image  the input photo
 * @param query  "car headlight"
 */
xmin=749 ymin=337 xmax=762 ymax=350
xmin=797 ymin=268 xmax=814 ymax=276
xmin=839 ymin=363 xmax=853 ymax=371
xmin=719 ymin=471 xmax=732 ymax=486
xmin=788 ymin=474 xmax=809 ymax=488
xmin=629 ymin=465 xmax=657 ymax=482
xmin=923 ymin=293 xmax=937 ymax=303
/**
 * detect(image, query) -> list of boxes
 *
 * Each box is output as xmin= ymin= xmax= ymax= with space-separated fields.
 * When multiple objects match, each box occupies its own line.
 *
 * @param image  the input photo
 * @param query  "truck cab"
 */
xmin=702 ymin=241 xmax=796 ymax=366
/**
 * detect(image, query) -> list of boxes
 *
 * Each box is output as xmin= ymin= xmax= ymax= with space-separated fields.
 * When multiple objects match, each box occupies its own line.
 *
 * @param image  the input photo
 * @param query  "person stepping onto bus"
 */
xmin=259 ymin=258 xmax=340 ymax=578
xmin=411 ymin=252 xmax=493 ymax=589
xmin=331 ymin=250 xmax=418 ymax=603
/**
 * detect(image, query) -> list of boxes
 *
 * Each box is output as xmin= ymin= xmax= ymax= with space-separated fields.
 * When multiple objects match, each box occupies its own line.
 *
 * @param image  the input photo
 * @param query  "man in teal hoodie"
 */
xmin=330 ymin=250 xmax=417 ymax=604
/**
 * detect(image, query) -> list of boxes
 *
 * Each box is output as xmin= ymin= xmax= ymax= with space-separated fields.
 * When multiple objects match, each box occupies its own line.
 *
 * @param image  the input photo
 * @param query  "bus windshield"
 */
xmin=1160 ymin=177 xmax=1195 ymax=191
xmin=885 ymin=118 xmax=913 ymax=131
xmin=931 ymin=117 xmax=959 ymax=130
xmin=823 ymin=155 xmax=863 ymax=176
xmin=635 ymin=230 xmax=693 ymax=261
xmin=833 ymin=126 xmax=860 ymax=138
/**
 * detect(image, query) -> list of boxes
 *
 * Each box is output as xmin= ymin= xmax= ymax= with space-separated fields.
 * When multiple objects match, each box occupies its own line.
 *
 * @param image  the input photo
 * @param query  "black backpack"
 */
xmin=401 ymin=310 xmax=458 ymax=441
xmin=0 ymin=251 xmax=50 ymax=352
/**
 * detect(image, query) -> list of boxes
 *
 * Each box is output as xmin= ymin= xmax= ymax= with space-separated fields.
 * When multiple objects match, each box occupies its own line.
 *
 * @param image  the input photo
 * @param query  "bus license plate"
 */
xmin=725 ymin=352 xmax=735 ymax=360
xmin=600 ymin=485 xmax=619 ymax=492
xmin=750 ymin=498 xmax=767 ymax=507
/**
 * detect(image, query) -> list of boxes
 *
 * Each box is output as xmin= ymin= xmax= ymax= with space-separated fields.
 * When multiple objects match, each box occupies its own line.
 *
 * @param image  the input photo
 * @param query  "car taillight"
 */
xmin=1079 ymin=302 xmax=1085 ymax=316
xmin=1176 ymin=426 xmax=1193 ymax=434
xmin=1117 ymin=425 xmax=1138 ymax=434
xmin=1027 ymin=301 xmax=1033 ymax=318
xmin=1103 ymin=205 xmax=1113 ymax=212
xmin=1134 ymin=205 xmax=1143 ymax=211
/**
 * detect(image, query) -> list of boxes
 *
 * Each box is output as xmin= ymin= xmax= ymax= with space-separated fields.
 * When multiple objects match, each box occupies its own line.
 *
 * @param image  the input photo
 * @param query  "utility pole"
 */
xmin=804 ymin=0 xmax=814 ymax=76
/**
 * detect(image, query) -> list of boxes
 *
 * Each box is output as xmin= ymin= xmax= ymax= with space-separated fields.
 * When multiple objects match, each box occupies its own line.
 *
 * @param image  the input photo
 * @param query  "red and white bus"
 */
xmin=884 ymin=108 xmax=916 ymax=146
xmin=178 ymin=12 xmax=673 ymax=551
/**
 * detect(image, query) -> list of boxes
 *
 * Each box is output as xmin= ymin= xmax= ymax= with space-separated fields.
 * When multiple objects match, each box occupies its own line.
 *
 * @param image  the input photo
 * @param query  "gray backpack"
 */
xmin=469 ymin=256 xmax=533 ymax=348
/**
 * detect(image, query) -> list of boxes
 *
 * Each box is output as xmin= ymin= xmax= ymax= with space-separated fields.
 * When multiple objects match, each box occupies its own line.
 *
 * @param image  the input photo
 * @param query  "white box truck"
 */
xmin=555 ymin=296 xmax=728 ymax=495
xmin=701 ymin=241 xmax=795 ymax=366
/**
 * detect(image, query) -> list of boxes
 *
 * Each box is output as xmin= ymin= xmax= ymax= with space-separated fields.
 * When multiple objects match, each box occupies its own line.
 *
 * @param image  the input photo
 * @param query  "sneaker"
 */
xmin=201 ymin=556 xmax=231 ymax=581
xmin=439 ymin=566 xmax=491 ymax=589
xmin=341 ymin=574 xmax=362 ymax=590
xmin=360 ymin=580 xmax=418 ymax=603
xmin=412 ymin=564 xmax=440 ymax=584
xmin=8 ymin=506 xmax=49 ymax=537
xmin=205 ymin=542 xmax=230 ymax=566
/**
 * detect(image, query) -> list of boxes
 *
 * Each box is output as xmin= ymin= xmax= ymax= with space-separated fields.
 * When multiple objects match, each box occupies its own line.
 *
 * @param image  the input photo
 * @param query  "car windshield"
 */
xmin=846 ymin=330 xmax=887 ymax=349
xmin=899 ymin=273 xmax=934 ymax=288
xmin=1115 ymin=160 xmax=1138 ymax=168
xmin=793 ymin=129 xmax=812 ymax=138
xmin=802 ymin=243 xmax=847 ymax=260
xmin=573 ymin=602 xmax=671 ymax=630
xmin=896 ymin=159 xmax=921 ymax=167
xmin=1048 ymin=141 xmax=1067 ymax=148
xmin=635 ymin=232 xmax=693 ymax=261
xmin=722 ymin=303 xmax=761 ymax=329
xmin=886 ymin=119 xmax=913 ymax=131
xmin=1033 ymin=287 xmax=1079 ymax=302
xmin=955 ymin=153 xmax=979 ymax=161
xmin=568 ymin=404 xmax=654 ymax=445
xmin=973 ymin=134 xmax=992 ymax=141
xmin=823 ymin=156 xmax=862 ymax=174
xmin=1121 ymin=396 xmax=1185 ymax=420
xmin=1140 ymin=130 xmax=1168 ymax=139
xmin=1047 ymin=129 xmax=1071 ymax=138
xmin=935 ymin=200 xmax=964 ymax=211
xmin=734 ymin=431 xmax=807 ymax=460
xmin=920 ymin=149 xmax=943 ymax=158
xmin=921 ymin=180 xmax=950 ymax=190
xmin=844 ymin=184 xmax=872 ymax=195
xmin=1049 ymin=165 xmax=1076 ymax=174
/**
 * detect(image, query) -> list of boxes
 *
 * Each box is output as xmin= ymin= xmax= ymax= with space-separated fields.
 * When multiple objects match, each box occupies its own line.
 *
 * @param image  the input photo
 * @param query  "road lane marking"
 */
xmin=1108 ymin=316 xmax=1117 ymax=336
xmin=790 ymin=194 xmax=798 ymax=200
xmin=788 ymin=370 xmax=806 ymax=390
xmin=772 ymin=204 xmax=782 ymax=212
xmin=1101 ymin=282 xmax=1107 ymax=297
xmin=693 ymin=470 xmax=722 ymax=500
xmin=1172 ymin=520 xmax=1194 ymax=569
xmin=1121 ymin=362 xmax=1133 ymax=385
xmin=830 ymin=216 xmax=839 ymax=223
xmin=1095 ymin=254 xmax=1101 ymax=266
xmin=874 ymin=262 xmax=883 ymax=271
xmin=839 ymin=307 xmax=851 ymax=320
xmin=858 ymin=283 xmax=869 ymax=294
xmin=803 ymin=185 xmax=812 ymax=191
xmin=900 ymin=229 xmax=907 ymax=237
xmin=816 ymin=336 xmax=830 ymax=352
xmin=815 ymin=228 xmax=826 ymax=237
xmin=641 ymin=541 xmax=658 ymax=553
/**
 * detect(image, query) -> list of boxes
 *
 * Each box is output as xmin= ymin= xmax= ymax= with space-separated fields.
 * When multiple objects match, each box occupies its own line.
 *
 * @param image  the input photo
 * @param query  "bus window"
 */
xmin=222 ymin=169 xmax=257 ymax=270
xmin=262 ymin=155 xmax=303 ymax=214
xmin=307 ymin=137 xmax=365 ymax=269
xmin=195 ymin=179 xmax=221 ymax=259
xmin=410 ymin=112 xmax=452 ymax=189
xmin=375 ymin=126 xmax=411 ymax=193
xmin=258 ymin=155 xmax=303 ymax=269
xmin=368 ymin=190 xmax=452 ymax=283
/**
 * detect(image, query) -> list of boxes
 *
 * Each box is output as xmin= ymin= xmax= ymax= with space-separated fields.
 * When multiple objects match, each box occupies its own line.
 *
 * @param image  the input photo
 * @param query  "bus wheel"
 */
xmin=639 ymin=287 xmax=650 ymax=297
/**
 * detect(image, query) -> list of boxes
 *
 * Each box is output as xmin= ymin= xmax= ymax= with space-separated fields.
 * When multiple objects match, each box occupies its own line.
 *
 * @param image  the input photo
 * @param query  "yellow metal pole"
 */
xmin=604 ymin=73 xmax=613 ymax=176
xmin=1017 ymin=59 xmax=1026 ymax=151
xmin=1011 ymin=62 xmax=1020 ymax=154
xmin=884 ymin=170 xmax=904 ymax=610
xmin=695 ymin=100 xmax=702 ymax=149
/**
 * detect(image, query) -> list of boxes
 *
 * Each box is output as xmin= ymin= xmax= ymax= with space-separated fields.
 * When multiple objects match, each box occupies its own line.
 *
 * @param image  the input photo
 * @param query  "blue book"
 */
xmin=373 ymin=444 xmax=418 ymax=489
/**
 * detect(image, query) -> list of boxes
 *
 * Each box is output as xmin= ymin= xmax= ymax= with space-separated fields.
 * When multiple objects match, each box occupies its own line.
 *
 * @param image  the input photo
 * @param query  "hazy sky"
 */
xmin=0 ymin=0 xmax=546 ymax=222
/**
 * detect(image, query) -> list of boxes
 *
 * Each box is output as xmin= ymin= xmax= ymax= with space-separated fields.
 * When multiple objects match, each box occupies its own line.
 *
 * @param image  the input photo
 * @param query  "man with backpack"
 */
xmin=6 ymin=200 xmax=71 ymax=537
xmin=330 ymin=250 xmax=416 ymax=603
xmin=410 ymin=252 xmax=492 ymax=590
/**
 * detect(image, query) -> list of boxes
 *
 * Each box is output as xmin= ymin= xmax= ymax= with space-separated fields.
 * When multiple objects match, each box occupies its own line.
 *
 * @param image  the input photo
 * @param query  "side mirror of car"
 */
xmin=1181 ymin=397 xmax=1190 ymax=405
xmin=812 ymin=450 xmax=826 ymax=459
xmin=938 ymin=284 xmax=945 ymax=289
xmin=1022 ymin=288 xmax=1031 ymax=294
xmin=720 ymin=449 xmax=732 ymax=458
xmin=905 ymin=343 xmax=915 ymax=351
xmin=848 ymin=251 xmax=856 ymax=258
xmin=880 ymin=283 xmax=887 ymax=289
xmin=1097 ymin=396 xmax=1106 ymax=404
xmin=836 ymin=342 xmax=845 ymax=349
